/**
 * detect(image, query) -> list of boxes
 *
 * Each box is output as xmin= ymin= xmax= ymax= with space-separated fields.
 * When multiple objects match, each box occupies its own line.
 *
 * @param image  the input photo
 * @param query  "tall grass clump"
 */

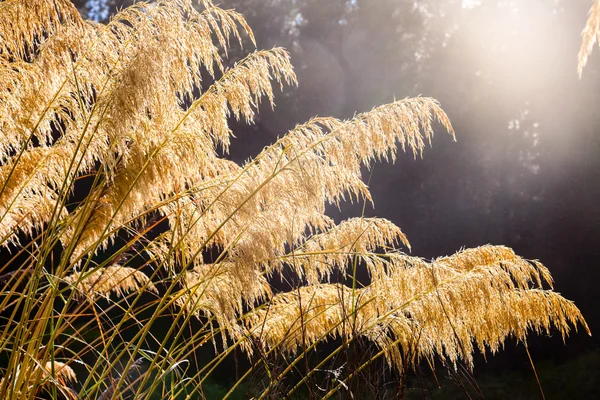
xmin=0 ymin=0 xmax=589 ymax=398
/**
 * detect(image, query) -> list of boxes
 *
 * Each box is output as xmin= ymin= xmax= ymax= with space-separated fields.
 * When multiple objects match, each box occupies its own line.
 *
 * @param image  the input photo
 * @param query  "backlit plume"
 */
xmin=579 ymin=0 xmax=600 ymax=77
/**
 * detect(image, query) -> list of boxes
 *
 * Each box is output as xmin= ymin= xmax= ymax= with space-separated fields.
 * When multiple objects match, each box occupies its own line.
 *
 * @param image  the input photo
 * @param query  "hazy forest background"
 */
xmin=8 ymin=0 xmax=600 ymax=398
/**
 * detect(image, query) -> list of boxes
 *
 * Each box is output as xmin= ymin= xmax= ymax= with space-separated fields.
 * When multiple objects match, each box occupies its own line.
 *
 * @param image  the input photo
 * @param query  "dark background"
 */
xmin=70 ymin=1 xmax=600 ymax=398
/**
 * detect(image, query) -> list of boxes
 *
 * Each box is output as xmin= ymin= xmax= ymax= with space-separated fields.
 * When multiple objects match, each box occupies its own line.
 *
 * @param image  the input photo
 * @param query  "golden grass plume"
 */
xmin=579 ymin=0 xmax=600 ymax=77
xmin=64 ymin=266 xmax=158 ymax=300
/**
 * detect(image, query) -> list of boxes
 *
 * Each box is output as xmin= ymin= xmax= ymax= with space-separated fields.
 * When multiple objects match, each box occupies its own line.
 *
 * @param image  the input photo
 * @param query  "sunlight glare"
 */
xmin=462 ymin=0 xmax=482 ymax=9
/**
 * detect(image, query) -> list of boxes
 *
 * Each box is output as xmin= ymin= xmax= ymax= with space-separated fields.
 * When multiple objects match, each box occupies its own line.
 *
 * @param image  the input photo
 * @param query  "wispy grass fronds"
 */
xmin=41 ymin=361 xmax=77 ymax=384
xmin=174 ymin=262 xmax=271 ymax=335
xmin=270 ymin=217 xmax=411 ymax=282
xmin=0 ymin=0 xmax=82 ymax=61
xmin=64 ymin=266 xmax=158 ymax=300
xmin=245 ymin=245 xmax=588 ymax=369
xmin=578 ymin=0 xmax=600 ymax=77
xmin=0 ymin=360 xmax=76 ymax=399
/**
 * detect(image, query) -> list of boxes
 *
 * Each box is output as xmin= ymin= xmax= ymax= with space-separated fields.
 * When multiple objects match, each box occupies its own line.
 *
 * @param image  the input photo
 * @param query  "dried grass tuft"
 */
xmin=64 ymin=266 xmax=158 ymax=300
